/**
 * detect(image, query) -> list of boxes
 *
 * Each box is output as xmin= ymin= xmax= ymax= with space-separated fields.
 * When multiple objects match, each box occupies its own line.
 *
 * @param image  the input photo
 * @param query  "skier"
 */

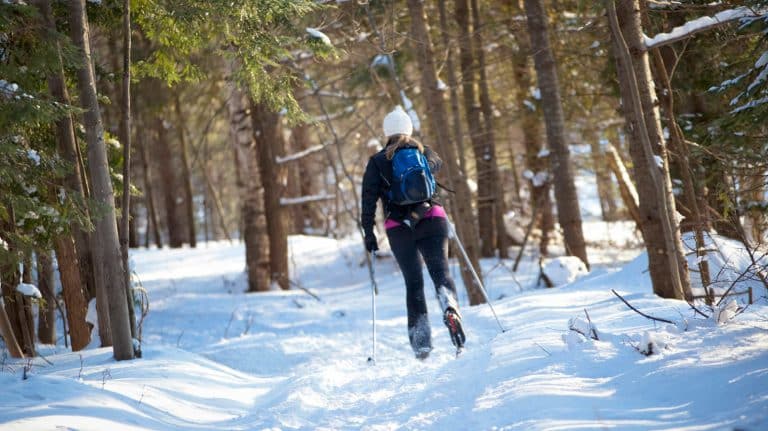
xmin=361 ymin=106 xmax=466 ymax=359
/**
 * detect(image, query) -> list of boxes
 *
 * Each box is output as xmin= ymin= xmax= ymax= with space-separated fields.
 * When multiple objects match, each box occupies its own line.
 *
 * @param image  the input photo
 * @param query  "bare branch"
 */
xmin=611 ymin=289 xmax=676 ymax=325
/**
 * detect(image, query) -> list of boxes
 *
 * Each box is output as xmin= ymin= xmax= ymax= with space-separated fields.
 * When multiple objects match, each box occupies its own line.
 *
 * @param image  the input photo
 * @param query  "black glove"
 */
xmin=364 ymin=233 xmax=379 ymax=252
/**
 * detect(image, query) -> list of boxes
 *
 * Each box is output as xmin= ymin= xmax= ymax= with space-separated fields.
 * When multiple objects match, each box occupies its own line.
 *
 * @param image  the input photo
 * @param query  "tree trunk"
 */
xmin=36 ymin=251 xmax=56 ymax=345
xmin=742 ymin=169 xmax=767 ymax=246
xmin=250 ymin=100 xmax=289 ymax=290
xmin=54 ymin=236 xmax=92 ymax=350
xmin=470 ymin=0 xmax=508 ymax=258
xmin=34 ymin=0 xmax=97 ymax=312
xmin=68 ymin=0 xmax=134 ymax=360
xmin=119 ymin=0 xmax=137 ymax=338
xmin=0 ymin=296 xmax=23 ymax=358
xmin=437 ymin=0 xmax=467 ymax=177
xmin=608 ymin=0 xmax=691 ymax=300
xmin=155 ymin=117 xmax=184 ymax=248
xmin=408 ymin=0 xmax=485 ymax=305
xmin=505 ymin=0 xmax=554 ymax=256
xmin=287 ymin=123 xmax=308 ymax=233
xmin=174 ymin=94 xmax=197 ymax=248
xmin=650 ymin=48 xmax=712 ymax=298
xmin=585 ymin=128 xmax=620 ymax=221
xmin=523 ymin=0 xmax=589 ymax=268
xmin=137 ymin=129 xmax=163 ymax=249
xmin=605 ymin=142 xmax=641 ymax=226
xmin=227 ymin=83 xmax=270 ymax=291
xmin=0 ymin=243 xmax=35 ymax=357
xmin=455 ymin=0 xmax=495 ymax=258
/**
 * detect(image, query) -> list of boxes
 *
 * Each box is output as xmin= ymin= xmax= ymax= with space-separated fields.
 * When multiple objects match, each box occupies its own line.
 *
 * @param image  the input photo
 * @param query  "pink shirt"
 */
xmin=384 ymin=205 xmax=447 ymax=229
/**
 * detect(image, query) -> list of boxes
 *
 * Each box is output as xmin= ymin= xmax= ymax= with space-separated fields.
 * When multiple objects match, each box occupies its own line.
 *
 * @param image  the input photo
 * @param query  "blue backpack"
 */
xmin=388 ymin=147 xmax=436 ymax=205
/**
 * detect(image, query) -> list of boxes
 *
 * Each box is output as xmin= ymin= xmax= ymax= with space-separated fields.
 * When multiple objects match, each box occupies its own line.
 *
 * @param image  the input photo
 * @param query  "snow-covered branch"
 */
xmin=644 ymin=7 xmax=768 ymax=50
xmin=275 ymin=143 xmax=328 ymax=164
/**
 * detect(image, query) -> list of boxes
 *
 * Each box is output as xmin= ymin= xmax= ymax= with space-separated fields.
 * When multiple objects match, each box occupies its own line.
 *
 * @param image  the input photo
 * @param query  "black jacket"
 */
xmin=360 ymin=140 xmax=443 ymax=237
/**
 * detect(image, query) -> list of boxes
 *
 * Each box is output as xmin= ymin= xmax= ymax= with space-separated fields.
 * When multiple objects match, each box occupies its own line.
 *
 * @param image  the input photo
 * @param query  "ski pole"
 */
xmin=449 ymin=223 xmax=506 ymax=333
xmin=367 ymin=251 xmax=377 ymax=365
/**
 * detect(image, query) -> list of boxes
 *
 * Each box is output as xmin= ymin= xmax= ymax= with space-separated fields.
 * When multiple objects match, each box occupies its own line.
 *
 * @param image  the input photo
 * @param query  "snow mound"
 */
xmin=543 ymin=256 xmax=589 ymax=286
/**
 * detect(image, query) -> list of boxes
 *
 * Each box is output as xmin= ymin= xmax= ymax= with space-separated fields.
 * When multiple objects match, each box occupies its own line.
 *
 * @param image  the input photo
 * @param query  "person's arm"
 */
xmin=360 ymin=156 xmax=381 ymax=237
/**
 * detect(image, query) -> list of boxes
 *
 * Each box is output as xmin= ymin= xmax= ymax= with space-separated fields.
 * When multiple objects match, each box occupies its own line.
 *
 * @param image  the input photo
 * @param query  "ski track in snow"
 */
xmin=1 ymin=226 xmax=767 ymax=430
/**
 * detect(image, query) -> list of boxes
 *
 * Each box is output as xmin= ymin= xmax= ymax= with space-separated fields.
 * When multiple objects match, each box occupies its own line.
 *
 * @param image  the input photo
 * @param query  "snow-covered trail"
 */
xmin=1 ymin=232 xmax=767 ymax=430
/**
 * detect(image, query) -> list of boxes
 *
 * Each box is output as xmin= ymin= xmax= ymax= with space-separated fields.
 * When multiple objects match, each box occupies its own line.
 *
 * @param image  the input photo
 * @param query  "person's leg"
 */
xmin=414 ymin=217 xmax=466 ymax=349
xmin=386 ymin=226 xmax=432 ymax=356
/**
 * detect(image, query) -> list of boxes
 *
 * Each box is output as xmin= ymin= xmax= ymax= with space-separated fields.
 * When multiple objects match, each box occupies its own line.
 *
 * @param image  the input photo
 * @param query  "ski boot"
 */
xmin=443 ymin=308 xmax=466 ymax=354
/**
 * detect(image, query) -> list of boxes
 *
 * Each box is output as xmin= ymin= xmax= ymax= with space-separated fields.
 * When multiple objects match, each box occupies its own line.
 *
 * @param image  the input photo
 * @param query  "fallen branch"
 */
xmin=611 ymin=289 xmax=675 ymax=325
xmin=289 ymin=279 xmax=322 ymax=302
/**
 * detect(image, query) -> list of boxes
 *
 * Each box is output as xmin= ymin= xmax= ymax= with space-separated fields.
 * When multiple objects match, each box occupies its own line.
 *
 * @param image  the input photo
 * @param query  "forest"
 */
xmin=1 ymin=0 xmax=768 ymax=410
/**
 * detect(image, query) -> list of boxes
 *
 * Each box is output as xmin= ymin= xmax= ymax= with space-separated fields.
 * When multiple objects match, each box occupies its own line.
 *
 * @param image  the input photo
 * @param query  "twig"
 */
xmin=583 ymin=309 xmax=599 ymax=340
xmin=288 ymin=280 xmax=322 ymax=302
xmin=78 ymin=354 xmax=84 ymax=380
xmin=534 ymin=342 xmax=552 ymax=357
xmin=101 ymin=368 xmax=112 ymax=390
xmin=611 ymin=289 xmax=675 ymax=325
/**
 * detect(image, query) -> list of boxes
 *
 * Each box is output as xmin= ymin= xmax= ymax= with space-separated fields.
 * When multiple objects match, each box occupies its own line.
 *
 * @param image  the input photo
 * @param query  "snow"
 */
xmin=370 ymin=54 xmax=392 ymax=69
xmin=645 ymin=7 xmax=768 ymax=49
xmin=756 ymin=51 xmax=768 ymax=69
xmin=522 ymin=169 xmax=549 ymax=187
xmin=542 ymin=256 xmax=589 ymax=286
xmin=306 ymin=27 xmax=332 ymax=46
xmin=400 ymin=91 xmax=421 ymax=133
xmin=27 ymin=149 xmax=40 ymax=166
xmin=1 ymin=230 xmax=767 ymax=429
xmin=523 ymin=99 xmax=536 ymax=111
xmin=15 ymin=283 xmax=42 ymax=299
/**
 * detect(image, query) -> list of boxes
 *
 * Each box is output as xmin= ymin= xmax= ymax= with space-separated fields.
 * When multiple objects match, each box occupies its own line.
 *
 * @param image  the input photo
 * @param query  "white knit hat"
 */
xmin=382 ymin=106 xmax=413 ymax=137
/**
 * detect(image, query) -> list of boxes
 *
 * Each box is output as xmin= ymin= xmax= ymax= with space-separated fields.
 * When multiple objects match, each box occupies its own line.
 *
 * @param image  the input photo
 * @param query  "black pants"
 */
xmin=386 ymin=216 xmax=460 ymax=353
